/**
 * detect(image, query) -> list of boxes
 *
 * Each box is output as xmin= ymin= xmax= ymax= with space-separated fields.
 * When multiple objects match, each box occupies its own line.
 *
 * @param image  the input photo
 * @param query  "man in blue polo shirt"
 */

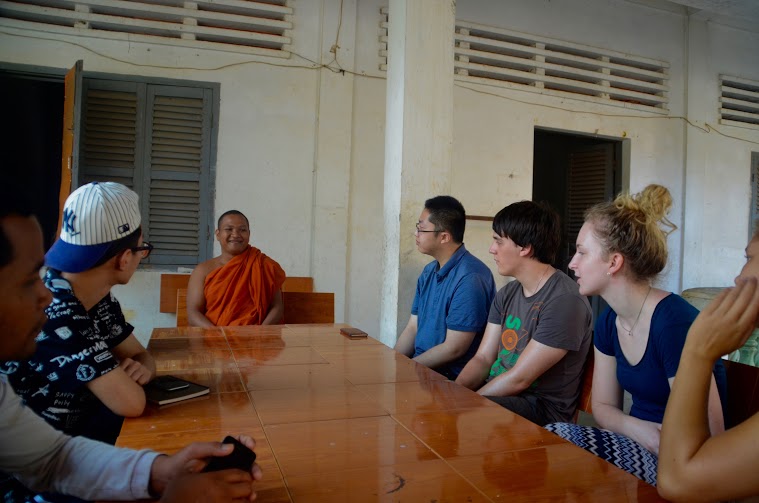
xmin=394 ymin=196 xmax=496 ymax=379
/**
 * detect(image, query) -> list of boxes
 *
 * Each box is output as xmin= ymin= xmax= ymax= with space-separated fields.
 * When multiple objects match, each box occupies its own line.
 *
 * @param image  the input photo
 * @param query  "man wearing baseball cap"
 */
xmin=3 ymin=182 xmax=156 ymax=443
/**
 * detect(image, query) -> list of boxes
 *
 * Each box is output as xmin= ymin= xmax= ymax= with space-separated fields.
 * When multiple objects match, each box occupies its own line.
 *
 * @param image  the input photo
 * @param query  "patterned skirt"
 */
xmin=544 ymin=422 xmax=659 ymax=486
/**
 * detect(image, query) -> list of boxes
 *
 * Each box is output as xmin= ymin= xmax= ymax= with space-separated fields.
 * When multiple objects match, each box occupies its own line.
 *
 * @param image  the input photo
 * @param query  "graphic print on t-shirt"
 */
xmin=488 ymin=302 xmax=543 ymax=379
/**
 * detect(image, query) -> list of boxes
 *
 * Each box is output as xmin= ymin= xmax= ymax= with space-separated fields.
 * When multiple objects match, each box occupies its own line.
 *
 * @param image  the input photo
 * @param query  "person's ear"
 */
xmin=518 ymin=244 xmax=533 ymax=258
xmin=215 ymin=228 xmax=221 ymax=240
xmin=608 ymin=252 xmax=624 ymax=275
xmin=439 ymin=230 xmax=452 ymax=245
xmin=116 ymin=249 xmax=131 ymax=272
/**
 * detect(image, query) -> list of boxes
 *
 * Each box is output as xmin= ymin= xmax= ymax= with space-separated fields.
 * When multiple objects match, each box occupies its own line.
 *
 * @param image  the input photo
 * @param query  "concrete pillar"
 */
xmin=311 ymin=0 xmax=357 ymax=321
xmin=379 ymin=0 xmax=455 ymax=346
xmin=681 ymin=17 xmax=709 ymax=290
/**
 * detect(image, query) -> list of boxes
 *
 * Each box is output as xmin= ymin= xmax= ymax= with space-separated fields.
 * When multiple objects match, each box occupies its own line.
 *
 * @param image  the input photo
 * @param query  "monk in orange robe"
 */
xmin=187 ymin=210 xmax=285 ymax=326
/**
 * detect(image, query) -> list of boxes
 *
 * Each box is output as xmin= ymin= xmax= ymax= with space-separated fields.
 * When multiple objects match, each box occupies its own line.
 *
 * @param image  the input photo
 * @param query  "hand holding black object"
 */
xmin=202 ymin=436 xmax=257 ymax=473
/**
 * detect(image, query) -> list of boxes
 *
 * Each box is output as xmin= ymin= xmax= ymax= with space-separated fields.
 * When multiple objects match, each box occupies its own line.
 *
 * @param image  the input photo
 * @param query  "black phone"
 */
xmin=202 ymin=436 xmax=256 ymax=473
xmin=152 ymin=375 xmax=190 ymax=392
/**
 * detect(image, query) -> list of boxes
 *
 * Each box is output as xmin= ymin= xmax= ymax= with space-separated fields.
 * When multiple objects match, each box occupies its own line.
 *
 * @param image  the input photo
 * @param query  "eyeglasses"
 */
xmin=415 ymin=223 xmax=441 ymax=234
xmin=130 ymin=242 xmax=153 ymax=258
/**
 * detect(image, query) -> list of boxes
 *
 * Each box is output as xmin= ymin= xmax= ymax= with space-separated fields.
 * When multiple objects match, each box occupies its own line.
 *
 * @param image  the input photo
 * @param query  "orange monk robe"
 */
xmin=203 ymin=245 xmax=286 ymax=326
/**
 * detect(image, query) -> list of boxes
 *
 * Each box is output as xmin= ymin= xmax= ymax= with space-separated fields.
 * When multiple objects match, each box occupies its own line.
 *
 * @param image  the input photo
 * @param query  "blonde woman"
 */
xmin=658 ymin=230 xmax=759 ymax=502
xmin=545 ymin=185 xmax=726 ymax=486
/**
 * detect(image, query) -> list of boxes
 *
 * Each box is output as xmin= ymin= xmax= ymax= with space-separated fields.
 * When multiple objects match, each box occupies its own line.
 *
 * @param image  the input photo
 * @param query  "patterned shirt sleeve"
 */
xmin=90 ymin=292 xmax=135 ymax=349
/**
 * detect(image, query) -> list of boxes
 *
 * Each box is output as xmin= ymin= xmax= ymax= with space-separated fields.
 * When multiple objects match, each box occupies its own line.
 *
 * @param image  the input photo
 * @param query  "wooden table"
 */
xmin=117 ymin=324 xmax=665 ymax=502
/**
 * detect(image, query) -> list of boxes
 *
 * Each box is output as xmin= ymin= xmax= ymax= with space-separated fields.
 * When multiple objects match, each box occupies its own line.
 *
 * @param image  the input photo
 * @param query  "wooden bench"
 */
xmin=282 ymin=291 xmax=335 ymax=324
xmin=282 ymin=276 xmax=314 ymax=293
xmin=175 ymin=286 xmax=331 ymax=327
xmin=160 ymin=273 xmax=190 ymax=313
xmin=176 ymin=288 xmax=188 ymax=327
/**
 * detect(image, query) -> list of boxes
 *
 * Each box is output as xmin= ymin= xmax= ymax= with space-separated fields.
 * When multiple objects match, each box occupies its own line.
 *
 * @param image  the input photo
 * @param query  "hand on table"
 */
xmin=150 ymin=435 xmax=262 ymax=499
xmin=119 ymin=357 xmax=152 ymax=385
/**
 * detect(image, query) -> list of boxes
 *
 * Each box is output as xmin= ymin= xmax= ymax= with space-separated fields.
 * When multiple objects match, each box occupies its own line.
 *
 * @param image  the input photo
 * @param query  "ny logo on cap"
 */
xmin=62 ymin=209 xmax=80 ymax=236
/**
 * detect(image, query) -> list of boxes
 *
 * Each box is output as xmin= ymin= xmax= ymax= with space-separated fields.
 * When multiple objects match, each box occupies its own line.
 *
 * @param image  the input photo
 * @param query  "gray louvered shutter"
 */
xmin=564 ymin=144 xmax=615 ymax=271
xmin=752 ymin=152 xmax=759 ymax=238
xmin=79 ymin=79 xmax=212 ymax=266
xmin=79 ymin=79 xmax=146 ymax=193
xmin=142 ymin=85 xmax=212 ymax=265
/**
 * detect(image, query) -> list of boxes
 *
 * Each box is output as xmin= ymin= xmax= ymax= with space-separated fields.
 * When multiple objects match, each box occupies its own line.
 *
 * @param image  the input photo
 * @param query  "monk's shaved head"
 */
xmin=217 ymin=210 xmax=249 ymax=230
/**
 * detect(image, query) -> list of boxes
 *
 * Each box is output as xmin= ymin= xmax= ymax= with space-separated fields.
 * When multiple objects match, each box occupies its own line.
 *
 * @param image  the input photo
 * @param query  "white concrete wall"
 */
xmin=682 ymin=20 xmax=759 ymax=290
xmin=112 ymin=271 xmax=175 ymax=346
xmin=451 ymin=0 xmax=690 ymax=297
xmin=4 ymin=0 xmax=758 ymax=346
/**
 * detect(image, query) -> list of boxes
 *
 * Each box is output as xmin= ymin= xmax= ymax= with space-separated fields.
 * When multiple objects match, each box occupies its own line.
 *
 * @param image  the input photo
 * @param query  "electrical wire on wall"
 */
xmin=1 ymin=10 xmax=757 ymax=148
xmin=453 ymin=82 xmax=759 ymax=147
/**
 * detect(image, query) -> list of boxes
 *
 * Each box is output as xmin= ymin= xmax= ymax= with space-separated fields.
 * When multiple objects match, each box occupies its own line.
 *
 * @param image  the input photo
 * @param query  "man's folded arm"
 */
xmin=86 ymin=366 xmax=147 ymax=417
xmin=113 ymin=333 xmax=157 ymax=384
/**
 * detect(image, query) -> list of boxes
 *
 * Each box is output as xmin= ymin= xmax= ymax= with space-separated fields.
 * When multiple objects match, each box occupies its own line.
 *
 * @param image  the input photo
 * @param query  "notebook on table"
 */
xmin=145 ymin=375 xmax=210 ymax=405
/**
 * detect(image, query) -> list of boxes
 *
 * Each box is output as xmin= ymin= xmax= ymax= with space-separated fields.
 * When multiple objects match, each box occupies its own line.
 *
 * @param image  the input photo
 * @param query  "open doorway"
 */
xmin=533 ymin=128 xmax=625 ymax=319
xmin=1 ymin=70 xmax=64 ymax=250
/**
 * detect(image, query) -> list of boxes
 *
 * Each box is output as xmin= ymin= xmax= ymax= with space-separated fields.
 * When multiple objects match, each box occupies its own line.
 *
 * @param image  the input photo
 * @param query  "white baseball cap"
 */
xmin=45 ymin=182 xmax=142 ymax=272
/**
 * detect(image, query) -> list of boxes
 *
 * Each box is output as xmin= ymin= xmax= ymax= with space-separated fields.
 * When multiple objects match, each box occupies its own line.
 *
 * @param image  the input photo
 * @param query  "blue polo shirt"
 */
xmin=411 ymin=244 xmax=496 ymax=378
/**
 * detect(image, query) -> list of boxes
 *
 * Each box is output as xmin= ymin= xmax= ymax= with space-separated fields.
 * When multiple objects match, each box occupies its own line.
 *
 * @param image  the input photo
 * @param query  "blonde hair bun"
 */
xmin=585 ymin=184 xmax=676 ymax=281
xmin=613 ymin=184 xmax=676 ymax=235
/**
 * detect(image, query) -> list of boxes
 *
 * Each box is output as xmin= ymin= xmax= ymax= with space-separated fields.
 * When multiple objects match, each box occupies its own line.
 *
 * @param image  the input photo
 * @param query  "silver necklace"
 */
xmin=533 ymin=265 xmax=551 ymax=295
xmin=618 ymin=286 xmax=652 ymax=336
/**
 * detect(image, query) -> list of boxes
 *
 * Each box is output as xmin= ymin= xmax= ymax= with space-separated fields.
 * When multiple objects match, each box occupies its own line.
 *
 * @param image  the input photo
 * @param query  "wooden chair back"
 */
xmin=177 ymin=288 xmax=332 ymax=326
xmin=282 ymin=292 xmax=335 ymax=324
xmin=724 ymin=360 xmax=759 ymax=428
xmin=573 ymin=350 xmax=595 ymax=422
xmin=282 ymin=277 xmax=314 ymax=293
xmin=160 ymin=273 xmax=191 ymax=313
xmin=176 ymin=288 xmax=189 ymax=327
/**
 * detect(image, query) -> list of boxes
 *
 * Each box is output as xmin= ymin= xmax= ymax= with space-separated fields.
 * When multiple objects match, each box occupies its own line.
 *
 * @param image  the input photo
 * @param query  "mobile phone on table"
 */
xmin=202 ymin=436 xmax=257 ymax=473
xmin=340 ymin=327 xmax=368 ymax=338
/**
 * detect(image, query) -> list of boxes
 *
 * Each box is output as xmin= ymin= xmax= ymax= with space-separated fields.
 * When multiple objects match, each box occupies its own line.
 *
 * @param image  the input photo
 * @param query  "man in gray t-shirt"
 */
xmin=456 ymin=201 xmax=592 ymax=425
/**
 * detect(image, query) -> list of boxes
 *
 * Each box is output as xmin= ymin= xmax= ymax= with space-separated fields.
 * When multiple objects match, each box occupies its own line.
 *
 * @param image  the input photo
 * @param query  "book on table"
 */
xmin=145 ymin=375 xmax=210 ymax=405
